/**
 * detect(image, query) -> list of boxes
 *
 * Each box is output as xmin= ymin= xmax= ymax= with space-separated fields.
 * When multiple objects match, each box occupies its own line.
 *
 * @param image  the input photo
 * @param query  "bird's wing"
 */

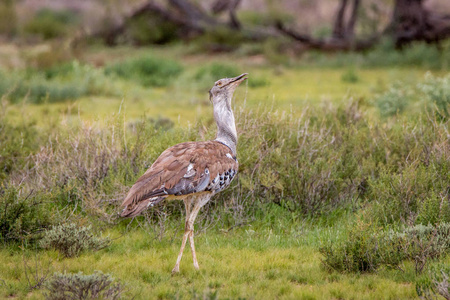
xmin=120 ymin=141 xmax=238 ymax=217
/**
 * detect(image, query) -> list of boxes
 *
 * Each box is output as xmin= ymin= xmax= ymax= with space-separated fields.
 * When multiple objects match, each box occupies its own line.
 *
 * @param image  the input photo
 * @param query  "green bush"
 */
xmin=0 ymin=1 xmax=17 ymax=37
xmin=195 ymin=63 xmax=241 ymax=82
xmin=105 ymin=55 xmax=183 ymax=87
xmin=319 ymin=220 xmax=384 ymax=273
xmin=44 ymin=271 xmax=123 ymax=300
xmin=385 ymin=223 xmax=450 ymax=273
xmin=0 ymin=118 xmax=41 ymax=180
xmin=373 ymin=73 xmax=450 ymax=119
xmin=0 ymin=75 xmax=84 ymax=104
xmin=126 ymin=14 xmax=178 ymax=45
xmin=23 ymin=9 xmax=78 ymax=40
xmin=0 ymin=61 xmax=121 ymax=104
xmin=341 ymin=68 xmax=359 ymax=83
xmin=375 ymin=82 xmax=412 ymax=117
xmin=301 ymin=40 xmax=450 ymax=70
xmin=416 ymin=264 xmax=450 ymax=300
xmin=40 ymin=223 xmax=110 ymax=258
xmin=0 ymin=187 xmax=53 ymax=244
xmin=416 ymin=192 xmax=450 ymax=226
xmin=368 ymin=163 xmax=449 ymax=225
xmin=419 ymin=73 xmax=450 ymax=119
xmin=320 ymin=222 xmax=450 ymax=273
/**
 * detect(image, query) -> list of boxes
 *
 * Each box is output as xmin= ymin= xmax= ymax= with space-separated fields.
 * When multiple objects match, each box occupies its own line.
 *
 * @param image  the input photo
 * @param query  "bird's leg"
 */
xmin=187 ymin=195 xmax=210 ymax=270
xmin=171 ymin=198 xmax=192 ymax=274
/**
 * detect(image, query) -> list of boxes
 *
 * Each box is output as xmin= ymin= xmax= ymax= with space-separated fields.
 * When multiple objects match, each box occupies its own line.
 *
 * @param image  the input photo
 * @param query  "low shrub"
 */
xmin=416 ymin=265 xmax=450 ymax=300
xmin=319 ymin=219 xmax=384 ymax=273
xmin=416 ymin=192 xmax=450 ymax=226
xmin=320 ymin=222 xmax=450 ymax=273
xmin=105 ymin=55 xmax=183 ymax=87
xmin=386 ymin=223 xmax=450 ymax=273
xmin=0 ymin=187 xmax=53 ymax=244
xmin=126 ymin=14 xmax=178 ymax=45
xmin=375 ymin=82 xmax=412 ymax=117
xmin=368 ymin=163 xmax=449 ymax=225
xmin=0 ymin=1 xmax=17 ymax=37
xmin=374 ymin=73 xmax=450 ymax=119
xmin=0 ymin=116 xmax=41 ymax=180
xmin=39 ymin=223 xmax=110 ymax=258
xmin=302 ymin=40 xmax=450 ymax=70
xmin=44 ymin=271 xmax=123 ymax=300
xmin=23 ymin=9 xmax=78 ymax=40
xmin=341 ymin=68 xmax=359 ymax=83
xmin=0 ymin=61 xmax=121 ymax=104
xmin=419 ymin=73 xmax=450 ymax=119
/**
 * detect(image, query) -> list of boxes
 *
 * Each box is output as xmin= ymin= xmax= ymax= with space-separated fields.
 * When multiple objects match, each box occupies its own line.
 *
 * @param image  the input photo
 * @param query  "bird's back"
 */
xmin=121 ymin=140 xmax=238 ymax=217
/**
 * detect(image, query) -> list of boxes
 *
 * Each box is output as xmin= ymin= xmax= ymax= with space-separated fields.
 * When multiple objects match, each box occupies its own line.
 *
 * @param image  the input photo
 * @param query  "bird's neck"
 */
xmin=213 ymin=95 xmax=237 ymax=155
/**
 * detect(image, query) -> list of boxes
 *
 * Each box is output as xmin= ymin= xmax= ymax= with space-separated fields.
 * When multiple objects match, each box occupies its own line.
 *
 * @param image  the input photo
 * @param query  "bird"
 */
xmin=120 ymin=73 xmax=248 ymax=274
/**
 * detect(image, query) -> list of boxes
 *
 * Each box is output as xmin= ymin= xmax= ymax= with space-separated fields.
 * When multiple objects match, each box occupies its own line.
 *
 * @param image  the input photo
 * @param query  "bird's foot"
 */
xmin=193 ymin=262 xmax=200 ymax=270
xmin=171 ymin=265 xmax=180 ymax=275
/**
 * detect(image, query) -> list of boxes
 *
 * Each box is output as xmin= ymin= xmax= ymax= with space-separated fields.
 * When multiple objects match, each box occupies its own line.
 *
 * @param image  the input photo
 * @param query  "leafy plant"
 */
xmin=44 ymin=271 xmax=123 ymax=300
xmin=341 ymin=68 xmax=359 ymax=83
xmin=105 ymin=55 xmax=183 ymax=87
xmin=39 ymin=223 xmax=110 ymax=258
xmin=320 ymin=222 xmax=450 ymax=274
xmin=416 ymin=265 xmax=450 ymax=300
xmin=419 ymin=73 xmax=450 ymax=119
xmin=375 ymin=82 xmax=412 ymax=117
xmin=0 ymin=187 xmax=53 ymax=244
xmin=126 ymin=14 xmax=178 ymax=45
xmin=24 ymin=9 xmax=78 ymax=40
xmin=368 ymin=163 xmax=449 ymax=225
xmin=0 ymin=61 xmax=120 ymax=104
xmin=319 ymin=219 xmax=384 ymax=273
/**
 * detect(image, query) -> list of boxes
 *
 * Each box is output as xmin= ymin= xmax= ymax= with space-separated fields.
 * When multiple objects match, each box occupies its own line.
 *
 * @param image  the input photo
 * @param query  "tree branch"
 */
xmin=276 ymin=20 xmax=378 ymax=51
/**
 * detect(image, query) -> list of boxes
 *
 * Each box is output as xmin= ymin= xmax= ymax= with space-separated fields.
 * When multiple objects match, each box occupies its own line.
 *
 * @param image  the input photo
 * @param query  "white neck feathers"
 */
xmin=213 ymin=94 xmax=237 ymax=155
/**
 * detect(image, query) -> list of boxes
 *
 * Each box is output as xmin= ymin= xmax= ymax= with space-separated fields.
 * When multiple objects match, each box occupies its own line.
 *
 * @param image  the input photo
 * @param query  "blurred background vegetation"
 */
xmin=0 ymin=0 xmax=449 ymax=299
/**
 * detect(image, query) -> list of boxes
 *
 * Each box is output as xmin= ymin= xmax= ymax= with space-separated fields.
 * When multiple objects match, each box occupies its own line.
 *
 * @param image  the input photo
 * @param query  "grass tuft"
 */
xmin=105 ymin=55 xmax=183 ymax=87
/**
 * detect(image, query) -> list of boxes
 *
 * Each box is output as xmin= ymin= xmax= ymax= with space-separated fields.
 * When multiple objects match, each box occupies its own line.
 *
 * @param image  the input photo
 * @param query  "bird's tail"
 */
xmin=120 ymin=196 xmax=165 ymax=218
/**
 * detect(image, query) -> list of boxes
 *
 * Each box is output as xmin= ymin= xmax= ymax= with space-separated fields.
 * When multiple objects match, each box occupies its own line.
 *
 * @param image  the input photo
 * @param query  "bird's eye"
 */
xmin=217 ymin=81 xmax=222 ymax=86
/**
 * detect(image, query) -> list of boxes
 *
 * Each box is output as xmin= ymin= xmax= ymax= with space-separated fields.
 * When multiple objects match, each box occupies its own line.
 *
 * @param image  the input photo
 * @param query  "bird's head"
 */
xmin=209 ymin=73 xmax=248 ymax=105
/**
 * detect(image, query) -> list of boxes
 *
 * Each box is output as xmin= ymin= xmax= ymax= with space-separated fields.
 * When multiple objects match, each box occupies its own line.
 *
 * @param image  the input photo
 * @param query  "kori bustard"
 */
xmin=121 ymin=73 xmax=247 ymax=273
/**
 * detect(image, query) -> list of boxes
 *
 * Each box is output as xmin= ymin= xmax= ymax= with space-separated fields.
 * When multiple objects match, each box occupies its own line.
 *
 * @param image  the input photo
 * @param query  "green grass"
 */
xmin=3 ymin=67 xmax=442 ymax=128
xmin=0 ymin=222 xmax=427 ymax=299
xmin=0 ymin=44 xmax=445 ymax=127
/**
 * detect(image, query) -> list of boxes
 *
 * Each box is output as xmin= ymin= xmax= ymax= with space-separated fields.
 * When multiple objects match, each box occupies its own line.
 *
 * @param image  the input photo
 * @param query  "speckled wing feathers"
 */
xmin=120 ymin=141 xmax=238 ymax=217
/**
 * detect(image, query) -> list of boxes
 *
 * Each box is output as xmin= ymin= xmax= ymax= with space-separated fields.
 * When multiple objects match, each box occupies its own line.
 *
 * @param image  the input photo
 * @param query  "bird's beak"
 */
xmin=229 ymin=73 xmax=248 ymax=86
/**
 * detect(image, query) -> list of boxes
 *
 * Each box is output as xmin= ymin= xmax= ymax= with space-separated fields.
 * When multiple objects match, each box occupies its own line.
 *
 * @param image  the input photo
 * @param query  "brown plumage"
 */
xmin=120 ymin=73 xmax=247 ymax=274
xmin=120 ymin=141 xmax=238 ymax=218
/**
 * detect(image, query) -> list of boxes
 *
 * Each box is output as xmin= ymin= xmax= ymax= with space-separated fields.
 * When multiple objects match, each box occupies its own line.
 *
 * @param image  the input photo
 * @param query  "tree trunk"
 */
xmin=390 ymin=0 xmax=450 ymax=47
xmin=332 ymin=0 xmax=348 ymax=40
xmin=346 ymin=0 xmax=360 ymax=39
